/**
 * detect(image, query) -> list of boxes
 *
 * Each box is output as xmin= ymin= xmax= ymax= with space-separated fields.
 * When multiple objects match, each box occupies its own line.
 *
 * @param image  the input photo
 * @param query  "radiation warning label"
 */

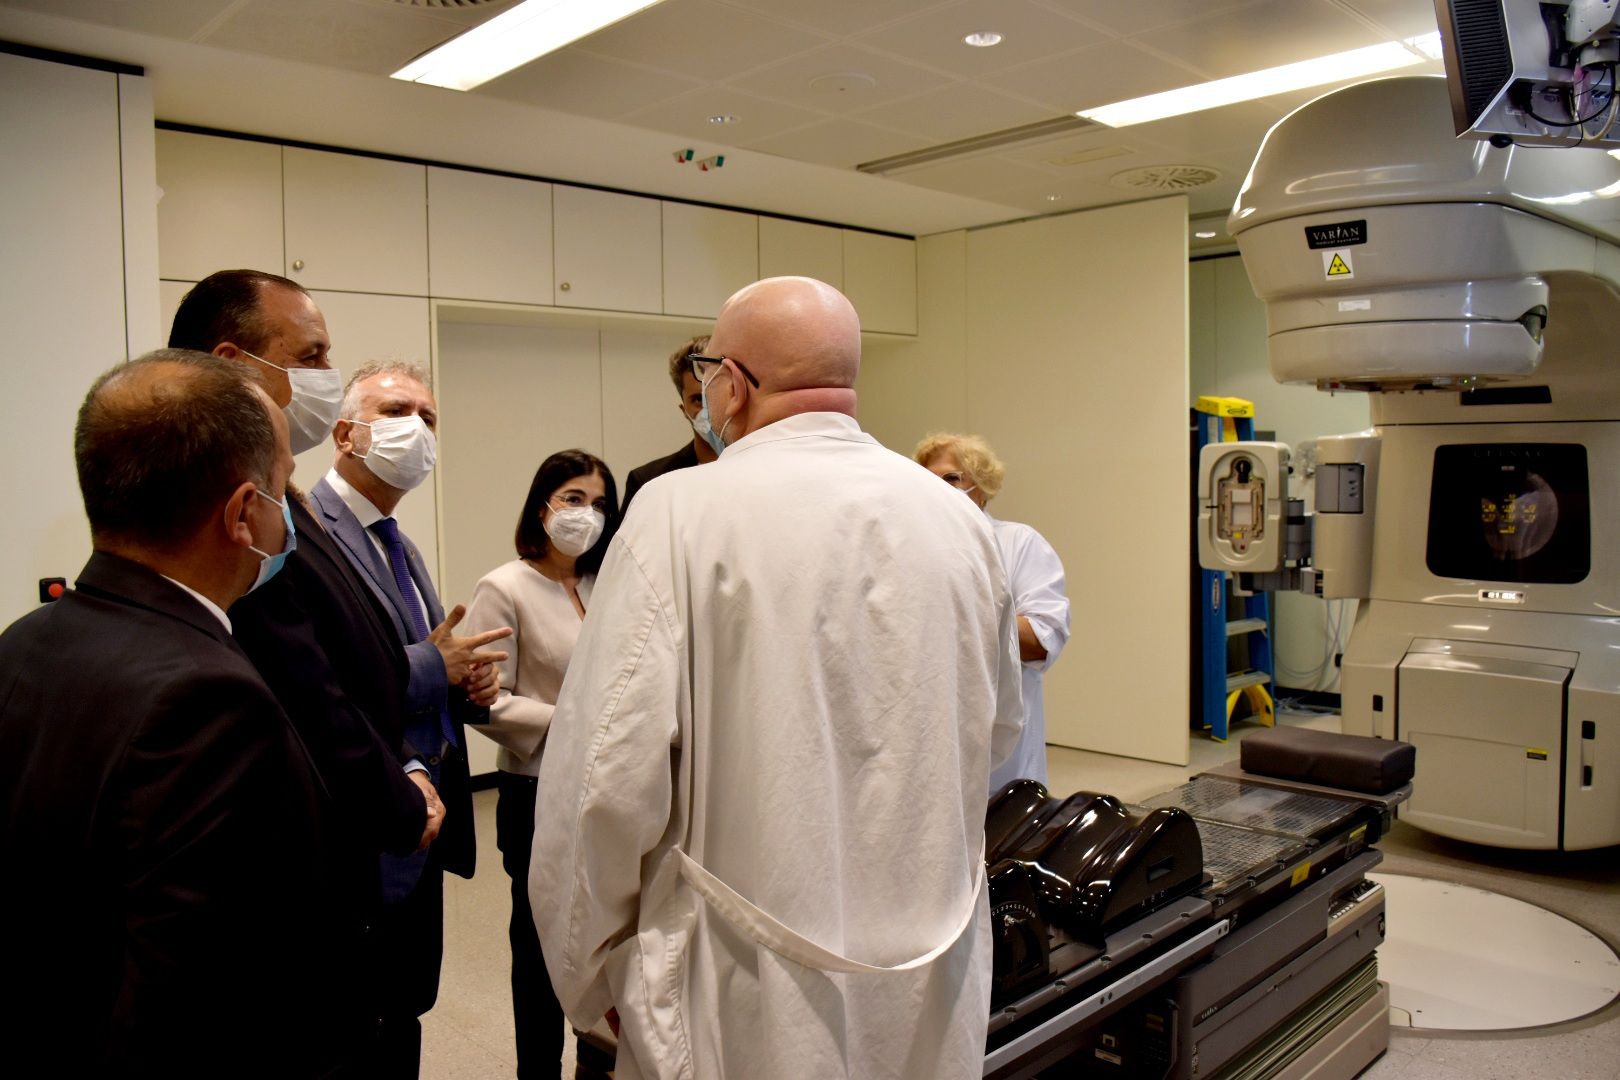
xmin=1323 ymin=249 xmax=1354 ymax=279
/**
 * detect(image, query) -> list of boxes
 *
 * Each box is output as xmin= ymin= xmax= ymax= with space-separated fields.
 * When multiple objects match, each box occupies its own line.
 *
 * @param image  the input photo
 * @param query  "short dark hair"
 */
xmin=514 ymin=450 xmax=619 ymax=576
xmin=76 ymin=349 xmax=276 ymax=549
xmin=668 ymin=335 xmax=709 ymax=393
xmin=168 ymin=269 xmax=308 ymax=353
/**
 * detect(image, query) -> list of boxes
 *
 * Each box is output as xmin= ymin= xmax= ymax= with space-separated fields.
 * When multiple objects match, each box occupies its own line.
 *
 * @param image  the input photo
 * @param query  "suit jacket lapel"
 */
xmin=310 ymin=478 xmax=412 ymax=643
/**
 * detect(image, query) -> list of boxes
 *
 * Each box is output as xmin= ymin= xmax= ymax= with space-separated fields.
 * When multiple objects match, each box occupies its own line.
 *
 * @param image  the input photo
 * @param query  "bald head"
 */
xmin=710 ymin=277 xmax=861 ymax=391
xmin=76 ymin=350 xmax=280 ymax=550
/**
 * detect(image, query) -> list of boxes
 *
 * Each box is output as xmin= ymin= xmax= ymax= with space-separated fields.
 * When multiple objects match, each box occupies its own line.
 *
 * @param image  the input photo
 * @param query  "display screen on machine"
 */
xmin=1425 ymin=444 xmax=1590 ymax=584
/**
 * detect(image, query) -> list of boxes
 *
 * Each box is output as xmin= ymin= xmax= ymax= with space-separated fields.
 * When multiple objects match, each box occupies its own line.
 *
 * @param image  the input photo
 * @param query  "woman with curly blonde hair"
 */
xmin=915 ymin=433 xmax=1071 ymax=794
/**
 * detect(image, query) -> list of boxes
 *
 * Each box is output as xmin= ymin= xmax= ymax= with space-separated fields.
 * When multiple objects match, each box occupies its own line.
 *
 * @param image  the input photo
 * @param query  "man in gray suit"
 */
xmin=310 ymin=358 xmax=509 ymax=1076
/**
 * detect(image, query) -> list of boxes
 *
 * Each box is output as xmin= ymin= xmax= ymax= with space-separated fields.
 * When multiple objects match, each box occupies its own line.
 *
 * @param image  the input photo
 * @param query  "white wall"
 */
xmin=862 ymin=199 xmax=1193 ymax=766
xmin=1188 ymin=254 xmax=1371 ymax=694
xmin=1 ymin=51 xmax=156 ymax=626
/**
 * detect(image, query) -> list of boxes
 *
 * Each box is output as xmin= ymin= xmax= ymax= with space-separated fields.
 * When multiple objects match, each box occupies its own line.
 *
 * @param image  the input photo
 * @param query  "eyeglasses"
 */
xmin=690 ymin=355 xmax=761 ymax=388
xmin=550 ymin=491 xmax=609 ymax=514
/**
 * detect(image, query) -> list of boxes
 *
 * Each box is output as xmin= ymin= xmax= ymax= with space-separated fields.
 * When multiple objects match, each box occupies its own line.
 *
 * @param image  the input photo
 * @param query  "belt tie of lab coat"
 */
xmin=675 ymin=847 xmax=985 ymax=975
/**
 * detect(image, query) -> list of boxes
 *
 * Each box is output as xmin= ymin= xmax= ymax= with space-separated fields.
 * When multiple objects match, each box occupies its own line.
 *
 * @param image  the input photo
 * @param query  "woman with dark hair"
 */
xmin=463 ymin=448 xmax=619 ymax=1077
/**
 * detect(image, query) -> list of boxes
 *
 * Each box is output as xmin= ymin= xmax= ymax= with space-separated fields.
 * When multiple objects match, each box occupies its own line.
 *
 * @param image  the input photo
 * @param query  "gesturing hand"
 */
xmin=429 ymin=603 xmax=511 ymax=687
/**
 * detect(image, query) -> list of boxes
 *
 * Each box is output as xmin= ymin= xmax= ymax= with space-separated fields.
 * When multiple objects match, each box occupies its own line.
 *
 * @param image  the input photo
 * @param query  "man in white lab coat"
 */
xmin=532 ymin=276 xmax=1024 ymax=1079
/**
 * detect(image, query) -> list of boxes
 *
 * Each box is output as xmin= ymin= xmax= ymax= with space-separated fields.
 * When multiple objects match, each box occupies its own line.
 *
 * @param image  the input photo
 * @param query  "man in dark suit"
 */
xmin=315 ymin=358 xmax=507 ymax=1074
xmin=0 ymin=351 xmax=357 ymax=1076
xmin=168 ymin=270 xmax=510 ymax=1077
xmin=619 ymin=334 xmax=716 ymax=515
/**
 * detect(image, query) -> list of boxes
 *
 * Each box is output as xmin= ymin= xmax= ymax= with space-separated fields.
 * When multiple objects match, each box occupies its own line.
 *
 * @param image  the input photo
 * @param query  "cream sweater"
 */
xmin=463 ymin=559 xmax=593 ymax=777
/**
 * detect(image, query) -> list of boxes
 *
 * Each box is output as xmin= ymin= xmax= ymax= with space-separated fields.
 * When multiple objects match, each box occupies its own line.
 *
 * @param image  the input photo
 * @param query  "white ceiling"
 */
xmin=1 ymin=0 xmax=1445 ymax=240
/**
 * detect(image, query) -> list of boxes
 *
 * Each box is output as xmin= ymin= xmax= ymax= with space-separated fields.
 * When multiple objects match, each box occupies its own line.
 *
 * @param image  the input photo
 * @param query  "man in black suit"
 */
xmin=0 ymin=351 xmax=356 ymax=1076
xmin=316 ymin=358 xmax=507 ymax=1075
xmin=619 ymin=334 xmax=716 ymax=515
xmin=168 ymin=270 xmax=510 ymax=1077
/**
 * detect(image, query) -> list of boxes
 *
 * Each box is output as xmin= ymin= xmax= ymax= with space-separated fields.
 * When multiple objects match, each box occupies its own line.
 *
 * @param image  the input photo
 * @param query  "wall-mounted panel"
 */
xmin=843 ymin=230 xmax=917 ymax=335
xmin=284 ymin=147 xmax=428 ymax=296
xmin=552 ymin=186 xmax=662 ymax=312
xmin=428 ymin=167 xmax=553 ymax=305
xmin=759 ymin=217 xmax=844 ymax=290
xmin=662 ymin=202 xmax=758 ymax=318
xmin=2 ymin=52 xmax=132 ymax=625
xmin=967 ymin=198 xmax=1191 ymax=765
xmin=156 ymin=129 xmax=283 ymax=283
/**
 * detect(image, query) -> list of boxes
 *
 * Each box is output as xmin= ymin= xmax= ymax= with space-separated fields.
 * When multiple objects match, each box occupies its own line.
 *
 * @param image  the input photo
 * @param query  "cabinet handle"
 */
xmin=291 ymin=259 xmax=305 ymax=272
xmin=559 ymin=281 xmax=571 ymax=292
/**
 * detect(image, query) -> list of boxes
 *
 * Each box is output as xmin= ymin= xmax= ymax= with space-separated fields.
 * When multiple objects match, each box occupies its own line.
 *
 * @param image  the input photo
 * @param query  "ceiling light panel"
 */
xmin=1078 ymin=40 xmax=1429 ymax=127
xmin=393 ymin=0 xmax=671 ymax=90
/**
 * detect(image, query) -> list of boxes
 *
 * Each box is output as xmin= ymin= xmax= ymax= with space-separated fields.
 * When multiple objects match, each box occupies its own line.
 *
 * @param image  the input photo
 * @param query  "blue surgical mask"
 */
xmin=246 ymin=488 xmax=297 ymax=593
xmin=693 ymin=367 xmax=731 ymax=456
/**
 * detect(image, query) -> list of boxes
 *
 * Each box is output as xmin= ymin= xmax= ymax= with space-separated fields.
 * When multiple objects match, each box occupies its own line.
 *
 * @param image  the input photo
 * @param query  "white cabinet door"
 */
xmin=759 ymin=217 xmax=843 ymax=290
xmin=428 ymin=167 xmax=553 ymax=304
xmin=843 ymin=230 xmax=917 ymax=335
xmin=2 ymin=52 xmax=129 ymax=624
xmin=156 ymin=129 xmax=283 ymax=283
xmin=302 ymin=291 xmax=438 ymax=577
xmin=662 ymin=202 xmax=758 ymax=317
xmin=553 ymin=186 xmax=662 ymax=312
xmin=284 ymin=148 xmax=428 ymax=296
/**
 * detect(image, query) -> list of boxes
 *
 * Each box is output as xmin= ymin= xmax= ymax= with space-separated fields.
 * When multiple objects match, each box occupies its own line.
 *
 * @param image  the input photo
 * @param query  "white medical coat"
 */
xmin=986 ymin=515 xmax=1072 ymax=795
xmin=532 ymin=412 xmax=1023 ymax=1080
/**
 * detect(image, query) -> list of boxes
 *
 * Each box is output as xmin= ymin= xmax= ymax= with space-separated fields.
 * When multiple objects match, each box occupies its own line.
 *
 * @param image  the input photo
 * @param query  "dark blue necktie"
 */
xmin=371 ymin=516 xmax=430 ymax=642
xmin=371 ymin=516 xmax=458 ymax=750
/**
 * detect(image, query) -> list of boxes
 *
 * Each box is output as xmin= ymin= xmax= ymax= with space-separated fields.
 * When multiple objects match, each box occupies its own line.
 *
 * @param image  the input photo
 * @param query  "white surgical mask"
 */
xmin=545 ymin=505 xmax=605 ymax=558
xmin=242 ymin=350 xmax=343 ymax=455
xmin=351 ymin=415 xmax=437 ymax=491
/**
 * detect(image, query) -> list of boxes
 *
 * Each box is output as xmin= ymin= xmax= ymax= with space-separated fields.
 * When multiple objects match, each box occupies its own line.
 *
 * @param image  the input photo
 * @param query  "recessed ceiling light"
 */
xmin=1045 ymin=194 xmax=1062 ymax=202
xmin=1076 ymin=37 xmax=1434 ymax=127
xmin=709 ymin=114 xmax=738 ymax=125
xmin=1194 ymin=230 xmax=1219 ymax=239
xmin=392 ymin=0 xmax=669 ymax=91
xmin=964 ymin=31 xmax=1003 ymax=48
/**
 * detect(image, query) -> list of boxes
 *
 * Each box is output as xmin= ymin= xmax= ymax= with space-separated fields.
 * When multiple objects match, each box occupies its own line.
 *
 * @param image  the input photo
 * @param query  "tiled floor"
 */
xmin=424 ymin=711 xmax=1620 ymax=1078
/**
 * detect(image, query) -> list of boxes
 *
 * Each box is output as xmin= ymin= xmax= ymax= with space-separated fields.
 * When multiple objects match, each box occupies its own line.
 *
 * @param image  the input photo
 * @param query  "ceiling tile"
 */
xmin=196 ymin=0 xmax=461 ymax=75
xmin=981 ymin=40 xmax=1205 ymax=114
xmin=848 ymin=82 xmax=1058 ymax=143
xmin=1138 ymin=0 xmax=1389 ymax=81
xmin=1123 ymin=100 xmax=1286 ymax=159
xmin=380 ymin=0 xmax=524 ymax=28
xmin=571 ymin=0 xmax=832 ymax=79
xmin=989 ymin=177 xmax=1133 ymax=215
xmin=997 ymin=130 xmax=1149 ymax=178
xmin=713 ymin=0 xmax=937 ymax=38
xmin=622 ymin=87 xmax=831 ymax=144
xmin=1332 ymin=0 xmax=1441 ymax=39
xmin=1034 ymin=0 xmax=1259 ymax=38
xmin=0 ymin=0 xmax=235 ymax=39
xmin=478 ymin=49 xmax=707 ymax=120
xmin=854 ymin=0 xmax=1108 ymax=77
xmin=747 ymin=117 xmax=930 ymax=169
xmin=892 ymin=154 xmax=1064 ymax=199
xmin=726 ymin=42 xmax=955 ymax=114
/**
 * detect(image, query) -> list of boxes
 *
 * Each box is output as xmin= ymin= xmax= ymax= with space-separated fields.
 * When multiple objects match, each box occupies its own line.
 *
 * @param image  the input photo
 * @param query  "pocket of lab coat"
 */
xmin=675 ymin=847 xmax=986 ymax=975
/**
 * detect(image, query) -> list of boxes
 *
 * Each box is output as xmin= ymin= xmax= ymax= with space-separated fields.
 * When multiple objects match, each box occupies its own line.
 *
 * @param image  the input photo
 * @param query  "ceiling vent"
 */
xmin=857 ymin=115 xmax=1101 ymax=176
xmin=1109 ymin=164 xmax=1221 ymax=192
